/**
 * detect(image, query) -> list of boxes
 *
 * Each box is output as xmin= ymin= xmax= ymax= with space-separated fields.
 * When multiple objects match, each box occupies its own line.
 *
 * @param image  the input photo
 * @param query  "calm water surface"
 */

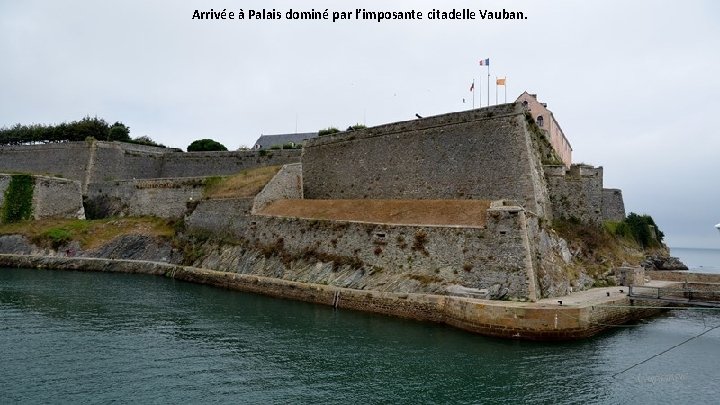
xmin=671 ymin=247 xmax=720 ymax=273
xmin=1 ymin=267 xmax=719 ymax=404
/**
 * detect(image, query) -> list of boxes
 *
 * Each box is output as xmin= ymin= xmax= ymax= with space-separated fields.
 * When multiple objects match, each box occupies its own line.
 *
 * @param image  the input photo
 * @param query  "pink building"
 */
xmin=516 ymin=92 xmax=572 ymax=167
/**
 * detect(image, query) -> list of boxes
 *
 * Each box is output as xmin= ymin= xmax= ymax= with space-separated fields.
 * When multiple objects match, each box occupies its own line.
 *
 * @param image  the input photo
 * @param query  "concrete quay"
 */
xmin=0 ymin=254 xmax=673 ymax=341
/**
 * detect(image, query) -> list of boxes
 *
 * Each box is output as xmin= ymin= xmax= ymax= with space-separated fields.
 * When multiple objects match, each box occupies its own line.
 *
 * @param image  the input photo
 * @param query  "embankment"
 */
xmin=0 ymin=254 xmax=662 ymax=341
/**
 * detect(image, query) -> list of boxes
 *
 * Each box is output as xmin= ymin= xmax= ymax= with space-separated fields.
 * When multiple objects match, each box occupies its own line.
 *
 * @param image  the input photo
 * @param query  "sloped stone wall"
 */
xmin=185 ymin=199 xmax=546 ymax=300
xmin=302 ymin=104 xmax=551 ymax=218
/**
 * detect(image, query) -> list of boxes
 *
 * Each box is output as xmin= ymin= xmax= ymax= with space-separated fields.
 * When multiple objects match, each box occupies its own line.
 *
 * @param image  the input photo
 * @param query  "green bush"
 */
xmin=128 ymin=136 xmax=165 ymax=148
xmin=318 ymin=127 xmax=340 ymax=136
xmin=42 ymin=228 xmax=73 ymax=248
xmin=610 ymin=213 xmax=664 ymax=248
xmin=346 ymin=124 xmax=367 ymax=131
xmin=1 ymin=174 xmax=34 ymax=223
xmin=108 ymin=122 xmax=131 ymax=142
xmin=187 ymin=138 xmax=228 ymax=152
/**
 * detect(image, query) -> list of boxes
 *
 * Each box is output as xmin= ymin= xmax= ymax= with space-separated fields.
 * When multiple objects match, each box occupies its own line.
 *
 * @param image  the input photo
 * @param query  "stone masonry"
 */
xmin=0 ymin=174 xmax=85 ymax=221
xmin=302 ymin=103 xmax=552 ymax=219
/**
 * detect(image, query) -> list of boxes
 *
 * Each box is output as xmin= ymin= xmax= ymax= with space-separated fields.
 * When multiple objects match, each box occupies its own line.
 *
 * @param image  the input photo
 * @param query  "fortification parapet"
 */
xmin=544 ymin=163 xmax=624 ymax=224
xmin=602 ymin=188 xmax=626 ymax=222
xmin=0 ymin=141 xmax=301 ymax=188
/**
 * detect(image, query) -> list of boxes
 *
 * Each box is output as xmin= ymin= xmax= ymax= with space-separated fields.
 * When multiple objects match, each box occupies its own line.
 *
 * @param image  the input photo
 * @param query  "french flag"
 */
xmin=479 ymin=58 xmax=490 ymax=66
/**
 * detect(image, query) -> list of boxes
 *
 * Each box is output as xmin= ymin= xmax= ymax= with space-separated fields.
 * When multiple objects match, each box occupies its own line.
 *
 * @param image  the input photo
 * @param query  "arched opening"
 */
xmin=536 ymin=115 xmax=544 ymax=127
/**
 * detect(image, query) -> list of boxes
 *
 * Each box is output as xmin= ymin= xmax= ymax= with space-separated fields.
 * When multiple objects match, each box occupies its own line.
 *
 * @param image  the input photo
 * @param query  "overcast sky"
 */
xmin=1 ymin=0 xmax=719 ymax=249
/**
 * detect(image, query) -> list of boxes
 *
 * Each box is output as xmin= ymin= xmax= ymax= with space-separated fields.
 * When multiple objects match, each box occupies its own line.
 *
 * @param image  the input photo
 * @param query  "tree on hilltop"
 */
xmin=108 ymin=122 xmax=131 ymax=142
xmin=187 ymin=138 xmax=228 ymax=152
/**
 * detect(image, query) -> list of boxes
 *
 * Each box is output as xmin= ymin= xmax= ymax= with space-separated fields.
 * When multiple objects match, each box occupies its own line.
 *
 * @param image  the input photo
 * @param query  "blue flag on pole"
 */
xmin=479 ymin=58 xmax=490 ymax=66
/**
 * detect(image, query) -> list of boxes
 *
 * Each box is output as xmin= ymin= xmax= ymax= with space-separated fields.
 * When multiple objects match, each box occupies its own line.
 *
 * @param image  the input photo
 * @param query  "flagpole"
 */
xmin=472 ymin=79 xmax=475 ymax=109
xmin=495 ymin=76 xmax=498 ymax=105
xmin=486 ymin=64 xmax=490 ymax=107
xmin=504 ymin=78 xmax=507 ymax=103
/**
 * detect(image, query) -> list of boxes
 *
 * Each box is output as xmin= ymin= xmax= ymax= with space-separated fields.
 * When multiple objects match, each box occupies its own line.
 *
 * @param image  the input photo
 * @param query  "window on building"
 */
xmin=536 ymin=116 xmax=544 ymax=127
xmin=522 ymin=100 xmax=528 ymax=108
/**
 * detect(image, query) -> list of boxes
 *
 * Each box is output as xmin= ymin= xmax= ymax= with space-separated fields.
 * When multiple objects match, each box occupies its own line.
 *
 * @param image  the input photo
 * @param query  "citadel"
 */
xmin=0 ymin=93 xmax=659 ymax=339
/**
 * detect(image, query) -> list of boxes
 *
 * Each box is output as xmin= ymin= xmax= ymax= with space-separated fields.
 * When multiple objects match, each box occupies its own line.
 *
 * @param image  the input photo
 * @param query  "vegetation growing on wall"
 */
xmin=524 ymin=112 xmax=563 ymax=165
xmin=346 ymin=124 xmax=367 ymax=131
xmin=605 ymin=212 xmax=664 ymax=248
xmin=1 ymin=174 xmax=34 ymax=223
xmin=0 ymin=217 xmax=174 ymax=249
xmin=554 ymin=213 xmax=667 ymax=282
xmin=318 ymin=127 xmax=340 ymax=136
xmin=202 ymin=165 xmax=282 ymax=199
xmin=0 ymin=116 xmax=164 ymax=147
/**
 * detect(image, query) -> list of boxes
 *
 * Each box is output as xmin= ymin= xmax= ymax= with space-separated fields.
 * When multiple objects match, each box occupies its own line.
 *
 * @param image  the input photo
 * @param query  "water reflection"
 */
xmin=1 ymin=267 xmax=719 ymax=404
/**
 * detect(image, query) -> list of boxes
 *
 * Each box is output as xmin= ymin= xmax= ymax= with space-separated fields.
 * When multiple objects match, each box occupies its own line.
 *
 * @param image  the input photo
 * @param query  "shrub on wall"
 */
xmin=129 ymin=135 xmax=165 ymax=148
xmin=1 ymin=174 xmax=35 ymax=223
xmin=346 ymin=124 xmax=367 ymax=131
xmin=187 ymin=139 xmax=228 ymax=152
xmin=603 ymin=213 xmax=665 ymax=248
xmin=318 ymin=127 xmax=340 ymax=136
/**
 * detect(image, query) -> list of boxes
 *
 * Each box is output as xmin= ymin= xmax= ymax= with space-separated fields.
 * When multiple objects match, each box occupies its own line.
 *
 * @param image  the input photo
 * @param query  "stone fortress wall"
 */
xmin=185 ymin=195 xmax=560 ymax=300
xmin=0 ymin=140 xmax=301 ymax=187
xmin=545 ymin=164 xmax=626 ymax=223
xmin=85 ymin=177 xmax=210 ymax=219
xmin=0 ymin=98 xmax=627 ymax=302
xmin=302 ymin=103 xmax=553 ymax=219
xmin=0 ymin=174 xmax=85 ymax=222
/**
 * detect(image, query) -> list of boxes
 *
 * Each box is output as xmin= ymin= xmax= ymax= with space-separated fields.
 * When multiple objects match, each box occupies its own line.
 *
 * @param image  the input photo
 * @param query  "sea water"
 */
xmin=1 ymin=267 xmax=719 ymax=404
xmin=671 ymin=247 xmax=720 ymax=273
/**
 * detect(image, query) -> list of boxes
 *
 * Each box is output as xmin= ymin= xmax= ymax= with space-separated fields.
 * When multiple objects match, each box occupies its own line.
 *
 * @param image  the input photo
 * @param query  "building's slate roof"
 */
xmin=253 ymin=132 xmax=318 ymax=149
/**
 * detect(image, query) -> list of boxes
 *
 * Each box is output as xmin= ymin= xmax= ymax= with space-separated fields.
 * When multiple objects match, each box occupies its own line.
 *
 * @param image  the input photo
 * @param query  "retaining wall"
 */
xmin=252 ymin=163 xmax=303 ymax=213
xmin=186 ymin=199 xmax=548 ymax=300
xmin=0 ymin=174 xmax=84 ymax=221
xmin=85 ymin=177 xmax=210 ymax=219
xmin=649 ymin=271 xmax=720 ymax=283
xmin=185 ymin=198 xmax=254 ymax=234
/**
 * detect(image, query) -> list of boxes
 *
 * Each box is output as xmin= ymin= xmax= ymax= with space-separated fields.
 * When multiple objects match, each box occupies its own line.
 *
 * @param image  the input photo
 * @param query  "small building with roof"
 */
xmin=253 ymin=132 xmax=318 ymax=150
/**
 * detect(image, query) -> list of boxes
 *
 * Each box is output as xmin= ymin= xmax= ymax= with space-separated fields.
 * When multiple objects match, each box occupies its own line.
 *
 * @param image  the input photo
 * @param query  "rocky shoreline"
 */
xmin=642 ymin=254 xmax=689 ymax=271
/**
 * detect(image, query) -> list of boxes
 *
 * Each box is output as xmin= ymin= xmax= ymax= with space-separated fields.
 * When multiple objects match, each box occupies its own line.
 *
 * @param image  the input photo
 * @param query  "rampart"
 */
xmin=0 ymin=141 xmax=301 ymax=188
xmin=602 ymin=188 xmax=626 ymax=222
xmin=545 ymin=164 xmax=626 ymax=223
xmin=85 ymin=177 xmax=210 ymax=219
xmin=302 ymin=103 xmax=552 ymax=219
xmin=184 ymin=194 xmax=581 ymax=300
xmin=0 ymin=174 xmax=84 ymax=221
xmin=251 ymin=163 xmax=303 ymax=213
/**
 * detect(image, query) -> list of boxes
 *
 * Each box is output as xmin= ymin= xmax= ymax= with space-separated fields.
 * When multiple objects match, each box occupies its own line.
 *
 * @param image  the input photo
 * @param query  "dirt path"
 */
xmin=259 ymin=199 xmax=490 ymax=227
